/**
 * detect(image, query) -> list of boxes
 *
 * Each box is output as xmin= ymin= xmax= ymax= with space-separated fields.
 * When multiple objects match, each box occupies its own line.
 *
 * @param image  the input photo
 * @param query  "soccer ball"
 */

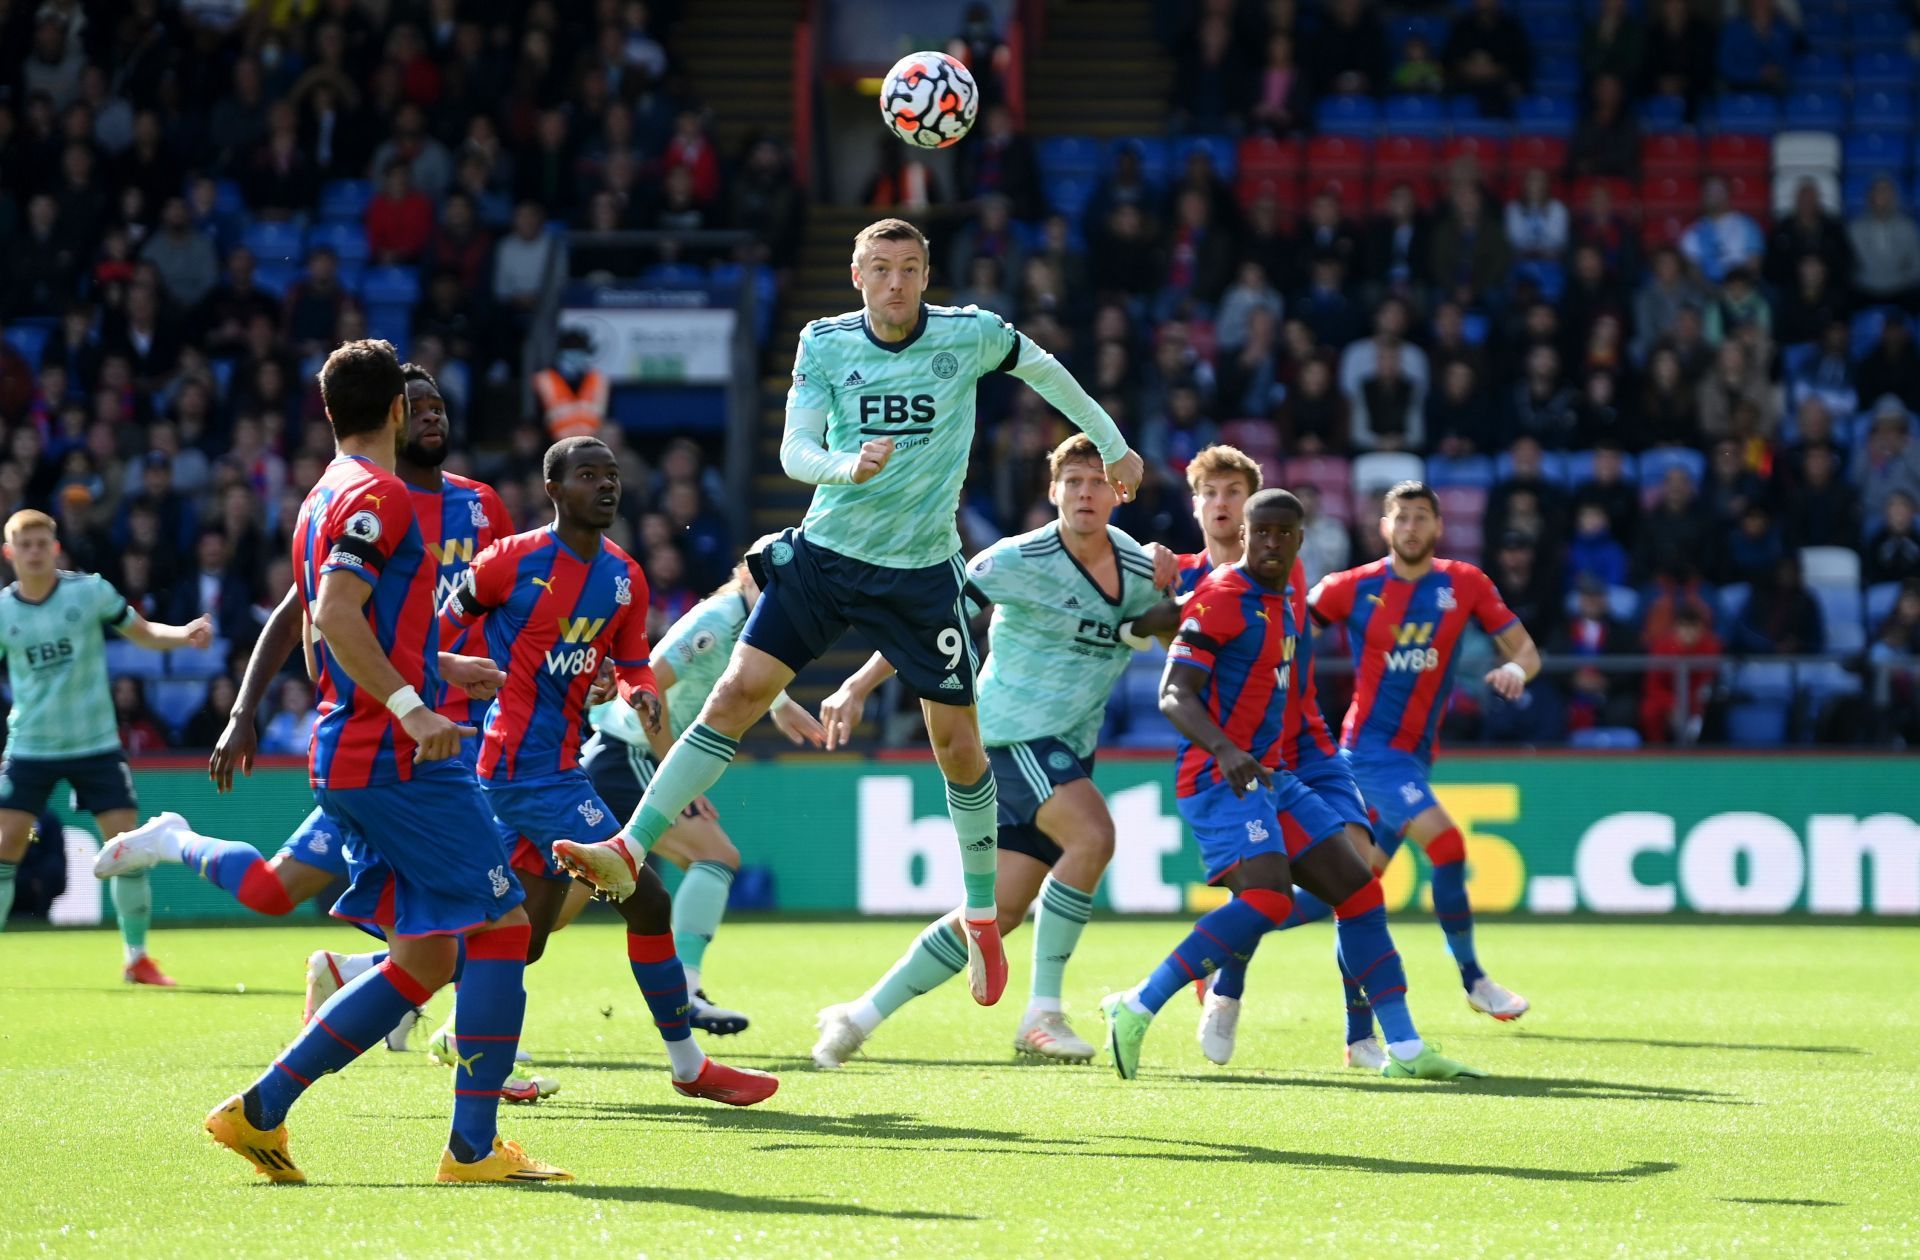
xmin=879 ymin=51 xmax=979 ymax=149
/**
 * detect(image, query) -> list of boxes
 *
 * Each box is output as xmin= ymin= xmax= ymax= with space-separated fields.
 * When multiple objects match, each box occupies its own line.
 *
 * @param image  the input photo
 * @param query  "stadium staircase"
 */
xmin=1021 ymin=0 xmax=1173 ymax=137
xmin=673 ymin=0 xmax=803 ymax=155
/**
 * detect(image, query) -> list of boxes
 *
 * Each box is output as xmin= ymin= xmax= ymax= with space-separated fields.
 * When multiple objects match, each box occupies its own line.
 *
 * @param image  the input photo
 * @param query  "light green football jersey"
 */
xmin=0 ymin=572 xmax=133 ymax=759
xmin=787 ymin=303 xmax=1023 ymax=570
xmin=966 ymin=523 xmax=1165 ymax=758
xmin=588 ymin=589 xmax=749 ymax=746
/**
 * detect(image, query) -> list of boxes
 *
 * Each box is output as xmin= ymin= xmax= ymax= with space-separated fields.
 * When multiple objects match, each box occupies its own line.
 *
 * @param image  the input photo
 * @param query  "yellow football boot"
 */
xmin=204 ymin=1095 xmax=305 ymax=1184
xmin=435 ymin=1137 xmax=573 ymax=1184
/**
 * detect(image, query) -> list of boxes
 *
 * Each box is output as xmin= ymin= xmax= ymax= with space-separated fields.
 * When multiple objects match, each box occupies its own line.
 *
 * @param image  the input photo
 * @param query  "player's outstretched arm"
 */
xmin=211 ymin=587 xmax=301 ymax=791
xmin=819 ymin=650 xmax=896 ymax=750
xmin=1485 ymin=623 xmax=1543 ymax=701
xmin=1160 ymin=658 xmax=1271 ymax=799
xmin=314 ymin=569 xmax=472 ymax=762
xmin=119 ymin=609 xmax=214 ymax=652
xmin=1120 ymin=598 xmax=1182 ymax=649
xmin=1005 ymin=345 xmax=1142 ymax=502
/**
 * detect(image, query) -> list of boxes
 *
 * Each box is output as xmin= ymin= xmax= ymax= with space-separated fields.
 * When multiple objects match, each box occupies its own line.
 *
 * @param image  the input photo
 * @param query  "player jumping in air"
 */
xmin=554 ymin=217 xmax=1144 ymax=1012
xmin=1305 ymin=480 xmax=1539 ymax=1028
xmin=1101 ymin=489 xmax=1484 ymax=1081
xmin=0 ymin=511 xmax=213 ymax=983
xmin=439 ymin=435 xmax=777 ymax=1106
xmin=810 ymin=436 xmax=1176 ymax=1066
xmin=580 ymin=561 xmax=830 ymax=1037
xmin=200 ymin=339 xmax=567 ymax=1185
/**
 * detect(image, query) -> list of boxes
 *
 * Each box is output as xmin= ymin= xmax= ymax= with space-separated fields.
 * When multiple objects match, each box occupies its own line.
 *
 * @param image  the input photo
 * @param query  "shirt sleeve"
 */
xmin=1468 ymin=567 xmax=1522 ymax=635
xmin=440 ymin=539 xmax=517 ymax=637
xmin=1307 ymin=570 xmax=1356 ymax=627
xmin=780 ymin=329 xmax=859 ymax=485
xmin=961 ymin=541 xmax=1019 ymax=613
xmin=610 ymin=558 xmax=658 ymax=701
xmin=974 ymin=306 xmax=1023 ymax=376
xmin=89 ymin=575 xmax=133 ymax=628
xmin=478 ymin=484 xmax=515 ymax=547
xmin=1167 ymin=580 xmax=1243 ymax=675
xmin=317 ymin=482 xmax=415 ymax=585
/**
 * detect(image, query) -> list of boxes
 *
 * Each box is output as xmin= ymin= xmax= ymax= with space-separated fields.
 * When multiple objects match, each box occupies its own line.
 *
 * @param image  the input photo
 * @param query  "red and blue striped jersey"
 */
xmin=293 ymin=455 xmax=442 ymax=789
xmin=409 ymin=472 xmax=513 ymax=726
xmin=1166 ymin=565 xmax=1299 ymax=797
xmin=442 ymin=528 xmax=657 ymax=782
xmin=1309 ymin=557 xmax=1519 ymax=761
xmin=1176 ymin=552 xmax=1337 ymax=769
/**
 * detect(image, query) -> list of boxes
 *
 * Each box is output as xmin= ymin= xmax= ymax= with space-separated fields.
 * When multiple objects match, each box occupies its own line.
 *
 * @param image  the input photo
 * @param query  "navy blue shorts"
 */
xmin=0 ymin=751 xmax=136 ymax=816
xmin=482 ymin=768 xmax=623 ymax=882
xmin=988 ymin=736 xmax=1095 ymax=867
xmin=580 ymin=731 xmax=655 ymax=822
xmin=1292 ymin=751 xmax=1372 ymax=833
xmin=320 ymin=758 xmax=524 ymax=938
xmin=1347 ymin=748 xmax=1443 ymax=855
xmin=276 ymin=739 xmax=485 ymax=878
xmin=743 ymin=528 xmax=978 ymax=705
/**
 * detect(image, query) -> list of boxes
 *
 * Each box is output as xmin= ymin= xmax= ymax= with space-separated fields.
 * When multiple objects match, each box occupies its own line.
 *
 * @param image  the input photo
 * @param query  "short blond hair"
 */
xmin=4 ymin=509 xmax=57 ymax=543
xmin=1047 ymin=434 xmax=1105 ymax=481
xmin=852 ymin=217 xmax=930 ymax=265
xmin=1185 ymin=444 xmax=1263 ymax=496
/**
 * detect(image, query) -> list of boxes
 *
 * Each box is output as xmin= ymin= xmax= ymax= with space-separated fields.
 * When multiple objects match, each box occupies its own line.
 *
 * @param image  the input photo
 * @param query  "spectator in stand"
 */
xmin=180 ymin=675 xmax=241 ymax=750
xmin=1216 ymin=306 xmax=1285 ymax=418
xmin=1392 ymin=35 xmax=1445 ymax=95
xmin=663 ymin=109 xmax=721 ymax=207
xmin=1849 ymin=176 xmax=1920 ymax=312
xmin=1508 ymin=345 xmax=1581 ymax=449
xmin=367 ymin=102 xmax=452 ymax=201
xmin=1340 ymin=299 xmax=1428 ymax=407
xmin=1639 ymin=465 xmax=1720 ymax=581
xmin=1429 ymin=182 xmax=1513 ymax=307
xmin=1292 ymin=256 xmax=1365 ymax=349
xmin=424 ymin=190 xmax=492 ymax=292
xmin=1083 ymin=144 xmax=1158 ymax=236
xmin=1732 ymin=554 xmax=1825 ymax=655
xmin=1632 ymin=247 xmax=1706 ymax=362
xmin=1249 ymin=30 xmax=1310 ymax=135
xmin=1568 ymin=74 xmax=1641 ymax=181
xmin=1784 ymin=441 xmax=1860 ymax=547
xmin=1360 ymin=182 xmax=1431 ymax=307
xmin=1717 ymin=0 xmax=1796 ymax=93
xmin=1310 ymin=0 xmax=1390 ymax=98
xmin=1487 ymin=434 xmax=1562 ymax=535
xmin=114 ymin=676 xmax=171 ymax=754
xmin=953 ymin=257 xmax=1016 ymax=322
xmin=1349 ymin=340 xmax=1424 ymax=452
xmin=1090 ymin=202 xmax=1162 ymax=299
xmin=1703 ymin=435 xmax=1768 ymax=525
xmin=730 ymin=138 xmax=804 ymax=270
xmin=1870 ymin=584 xmax=1920 ymax=743
xmin=1697 ymin=339 xmax=1775 ymax=443
xmin=1858 ymin=316 xmax=1920 ymax=414
xmin=1723 ymin=502 xmax=1786 ymax=584
xmin=1581 ymin=0 xmax=1645 ymax=87
xmin=1296 ymin=190 xmax=1362 ymax=283
xmin=243 ymin=101 xmax=318 ymax=221
xmin=1429 ymin=360 xmax=1498 ymax=455
xmin=1296 ymin=482 xmax=1351 ymax=587
xmin=1642 ymin=0 xmax=1717 ymax=113
xmin=1865 ymin=491 xmax=1920 ymax=586
xmin=260 ymin=677 xmax=318 ymax=755
xmin=365 ymin=159 xmax=433 ymax=264
xmin=492 ymin=200 xmax=555 ymax=349
xmin=1765 ymin=179 xmax=1854 ymax=297
xmin=4 ymin=194 xmax=78 ymax=319
xmin=1444 ymin=0 xmax=1533 ymax=117
xmin=1215 ymin=261 xmax=1285 ymax=355
xmin=1156 ymin=188 xmax=1235 ymax=314
xmin=1506 ymin=168 xmax=1570 ymax=265
xmin=1641 ymin=604 xmax=1719 ymax=744
xmin=1680 ymin=177 xmax=1763 ymax=285
xmin=140 ymin=196 xmax=219 ymax=313
xmin=1856 ymin=397 xmax=1920 ymax=524
xmin=198 ymin=247 xmax=281 ymax=357
xmin=282 ymin=247 xmax=355 ymax=358
xmin=1174 ymin=13 xmax=1253 ymax=133
xmin=1703 ymin=266 xmax=1772 ymax=347
xmin=1567 ymin=502 xmax=1631 ymax=591
xmin=1274 ymin=354 xmax=1349 ymax=454
xmin=1573 ymin=440 xmax=1641 ymax=544
xmin=1554 ymin=574 xmax=1641 ymax=731
xmin=1775 ymin=255 xmax=1850 ymax=349
xmin=957 ymin=106 xmax=1041 ymax=220
xmin=1573 ymin=180 xmax=1641 ymax=279
xmin=169 ymin=528 xmax=254 ymax=646
xmin=1491 ymin=529 xmax=1560 ymax=641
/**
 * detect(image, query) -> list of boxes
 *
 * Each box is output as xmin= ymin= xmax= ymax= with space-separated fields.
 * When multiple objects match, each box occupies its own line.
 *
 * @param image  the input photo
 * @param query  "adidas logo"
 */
xmin=939 ymin=673 xmax=964 ymax=691
xmin=1063 ymin=595 xmax=1080 ymax=609
xmin=965 ymin=835 xmax=995 ymax=851
xmin=843 ymin=370 xmax=865 ymax=386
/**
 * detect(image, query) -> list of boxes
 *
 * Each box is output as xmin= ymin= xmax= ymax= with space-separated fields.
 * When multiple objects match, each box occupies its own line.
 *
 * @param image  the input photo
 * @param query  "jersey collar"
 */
xmin=862 ymin=303 xmax=928 ymax=354
xmin=1056 ymin=524 xmax=1124 ymax=606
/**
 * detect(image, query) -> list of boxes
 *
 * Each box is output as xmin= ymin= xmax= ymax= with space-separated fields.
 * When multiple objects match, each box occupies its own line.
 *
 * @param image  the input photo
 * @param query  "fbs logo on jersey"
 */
xmin=345 ymin=510 xmax=382 ymax=543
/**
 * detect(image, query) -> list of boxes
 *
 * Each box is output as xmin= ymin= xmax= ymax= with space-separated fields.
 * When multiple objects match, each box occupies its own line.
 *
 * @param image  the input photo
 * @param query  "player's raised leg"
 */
xmin=96 ymin=810 xmax=331 ymax=917
xmin=922 ymin=699 xmax=1006 ymax=1006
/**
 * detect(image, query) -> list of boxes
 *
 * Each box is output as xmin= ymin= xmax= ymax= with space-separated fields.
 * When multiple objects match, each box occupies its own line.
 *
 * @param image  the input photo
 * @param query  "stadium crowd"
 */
xmin=0 ymin=0 xmax=764 ymax=749
xmin=862 ymin=0 xmax=1920 ymax=746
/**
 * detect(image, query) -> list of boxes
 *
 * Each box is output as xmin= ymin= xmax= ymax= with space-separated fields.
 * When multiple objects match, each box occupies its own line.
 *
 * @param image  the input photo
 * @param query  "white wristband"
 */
xmin=1498 ymin=662 xmax=1527 ymax=684
xmin=386 ymin=685 xmax=426 ymax=720
xmin=1117 ymin=620 xmax=1156 ymax=651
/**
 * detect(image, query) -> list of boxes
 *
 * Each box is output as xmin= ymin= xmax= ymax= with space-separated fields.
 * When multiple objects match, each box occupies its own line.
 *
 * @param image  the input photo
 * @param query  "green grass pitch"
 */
xmin=2 ymin=918 xmax=1915 ymax=1257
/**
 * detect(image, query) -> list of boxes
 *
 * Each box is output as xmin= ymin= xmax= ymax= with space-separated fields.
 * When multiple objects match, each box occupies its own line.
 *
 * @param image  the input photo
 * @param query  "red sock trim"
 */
xmin=273 ymin=1060 xmax=312 ymax=1087
xmin=1423 ymin=827 xmax=1466 ymax=866
xmin=626 ymin=931 xmax=675 ymax=964
xmin=1335 ymin=878 xmax=1385 ymax=920
xmin=1238 ymin=886 xmax=1295 ymax=925
xmin=466 ymin=922 xmax=531 ymax=962
xmin=315 ymin=1018 xmax=364 ymax=1055
xmin=376 ymin=959 xmax=436 ymax=1007
xmin=236 ymin=862 xmax=296 ymax=916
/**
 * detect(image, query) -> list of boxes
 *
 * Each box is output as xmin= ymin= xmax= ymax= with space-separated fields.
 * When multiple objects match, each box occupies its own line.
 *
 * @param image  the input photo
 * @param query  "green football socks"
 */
xmin=622 ymin=723 xmax=738 ymax=854
xmin=851 ymin=918 xmax=968 ymax=1032
xmin=672 ymin=860 xmax=734 ymax=977
xmin=0 ymin=859 xmax=16 ymax=929
xmin=1030 ymin=875 xmax=1094 ymax=1008
xmin=945 ymin=772 xmax=999 ymax=915
xmin=111 ymin=871 xmax=151 ymax=960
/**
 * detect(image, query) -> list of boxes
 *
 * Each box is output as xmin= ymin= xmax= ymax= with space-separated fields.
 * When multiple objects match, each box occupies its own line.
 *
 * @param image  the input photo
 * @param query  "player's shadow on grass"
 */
xmin=1721 ymin=1197 xmax=1843 ymax=1208
xmin=551 ymin=1053 xmax=1028 ymax=1072
xmin=549 ymin=1099 xmax=1079 ymax=1150
xmin=0 ymin=984 xmax=304 ymax=998
xmin=547 ymin=1184 xmax=977 ymax=1219
xmin=1078 ymin=1136 xmax=1681 ymax=1184
xmin=1173 ymin=1071 xmax=1749 ymax=1105
xmin=1512 ymin=1030 xmax=1866 ymax=1056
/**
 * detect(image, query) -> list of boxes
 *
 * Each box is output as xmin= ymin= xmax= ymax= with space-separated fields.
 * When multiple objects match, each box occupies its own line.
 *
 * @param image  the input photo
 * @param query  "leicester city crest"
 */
xmin=769 ymin=540 xmax=794 ymax=567
xmin=1047 ymin=749 xmax=1073 ymax=772
xmin=931 ymin=351 xmax=959 ymax=380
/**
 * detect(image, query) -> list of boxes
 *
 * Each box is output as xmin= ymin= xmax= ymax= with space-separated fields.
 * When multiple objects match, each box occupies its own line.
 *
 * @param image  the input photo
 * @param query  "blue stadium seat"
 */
xmin=1813 ymin=586 xmax=1866 ymax=653
xmin=318 ymin=179 xmax=373 ymax=222
xmin=1734 ymin=662 xmax=1796 ymax=702
xmin=242 ymin=220 xmax=305 ymax=264
xmin=251 ymin=260 xmax=300 ymax=296
xmin=1495 ymin=449 xmax=1568 ymax=485
xmin=1849 ymin=10 xmax=1909 ymax=45
xmin=1382 ymin=95 xmax=1446 ymax=137
xmin=151 ymin=679 xmax=209 ymax=734
xmin=1852 ymin=49 xmax=1915 ymax=91
xmin=1569 ymin=726 xmax=1643 ymax=750
xmin=1037 ymin=135 xmax=1101 ymax=178
xmin=1045 ymin=174 xmax=1093 ymax=219
xmin=1637 ymin=446 xmax=1706 ymax=489
xmin=1706 ymin=94 xmax=1782 ymax=133
xmin=1564 ymin=585 xmax=1641 ymax=622
xmin=1425 ymin=455 xmax=1496 ymax=488
xmin=1851 ymin=90 xmax=1914 ymax=131
xmin=167 ymin=640 xmax=230 ymax=680
xmin=306 ymin=220 xmax=371 ymax=264
xmin=1520 ymin=12 xmax=1579 ymax=48
xmin=1108 ymin=136 xmax=1169 ymax=183
xmin=1845 ymin=132 xmax=1908 ymax=178
xmin=1867 ymin=581 xmax=1902 ymax=633
xmin=1315 ymin=95 xmax=1378 ymax=135
xmin=211 ymin=179 xmax=247 ymax=217
xmin=359 ymin=265 xmax=421 ymax=305
xmin=1791 ymin=51 xmax=1847 ymax=92
xmin=1800 ymin=661 xmax=1863 ymax=703
xmin=1172 ymin=135 xmax=1237 ymax=179
xmin=365 ymin=303 xmax=411 ymax=359
xmin=1563 ymin=448 xmax=1636 ymax=486
xmin=1535 ymin=53 xmax=1579 ymax=98
xmin=1513 ymin=95 xmax=1575 ymax=135
xmin=1512 ymin=258 xmax=1565 ymax=300
xmin=1785 ymin=90 xmax=1846 ymax=130
xmin=1716 ymin=581 xmax=1752 ymax=629
xmin=1639 ymin=95 xmax=1687 ymax=132
xmin=1850 ymin=305 xmax=1903 ymax=360
xmin=2 ymin=322 xmax=50 ymax=365
xmin=1727 ymin=701 xmax=1791 ymax=745
xmin=105 ymin=640 xmax=168 ymax=681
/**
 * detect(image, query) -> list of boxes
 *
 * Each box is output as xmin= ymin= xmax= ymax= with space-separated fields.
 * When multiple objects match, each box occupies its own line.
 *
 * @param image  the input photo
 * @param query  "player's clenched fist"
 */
xmin=851 ymin=437 xmax=894 ymax=485
xmin=1106 ymin=449 xmax=1145 ymax=504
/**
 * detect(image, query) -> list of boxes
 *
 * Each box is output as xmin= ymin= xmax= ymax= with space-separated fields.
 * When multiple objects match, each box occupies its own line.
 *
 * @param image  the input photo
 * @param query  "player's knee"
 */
xmin=929 ymin=727 xmax=987 ymax=780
